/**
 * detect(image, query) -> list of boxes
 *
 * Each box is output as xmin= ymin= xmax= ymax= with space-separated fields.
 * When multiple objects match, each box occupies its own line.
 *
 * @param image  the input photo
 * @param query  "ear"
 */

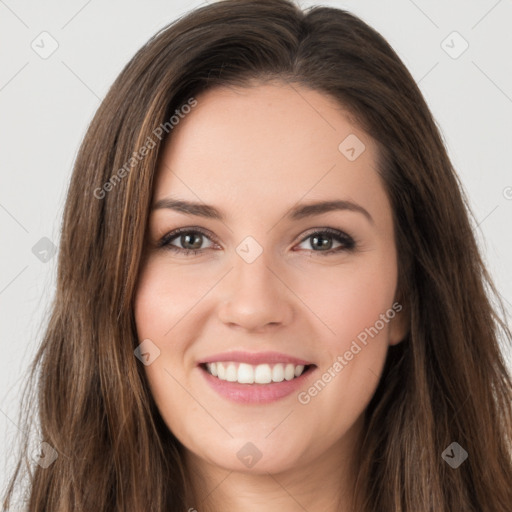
xmin=388 ymin=298 xmax=409 ymax=346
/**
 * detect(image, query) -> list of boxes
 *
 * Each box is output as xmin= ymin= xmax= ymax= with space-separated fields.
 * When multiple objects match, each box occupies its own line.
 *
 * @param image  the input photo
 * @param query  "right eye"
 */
xmin=158 ymin=227 xmax=218 ymax=256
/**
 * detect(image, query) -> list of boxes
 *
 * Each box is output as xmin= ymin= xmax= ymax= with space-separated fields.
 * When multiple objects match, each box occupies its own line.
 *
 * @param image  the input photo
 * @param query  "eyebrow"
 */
xmin=152 ymin=197 xmax=374 ymax=224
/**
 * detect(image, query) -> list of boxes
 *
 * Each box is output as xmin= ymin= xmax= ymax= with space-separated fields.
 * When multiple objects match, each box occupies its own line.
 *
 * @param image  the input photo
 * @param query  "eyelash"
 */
xmin=157 ymin=226 xmax=356 ymax=257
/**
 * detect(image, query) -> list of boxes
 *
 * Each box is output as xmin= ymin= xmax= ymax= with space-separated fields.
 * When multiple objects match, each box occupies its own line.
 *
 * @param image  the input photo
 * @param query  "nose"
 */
xmin=216 ymin=247 xmax=294 ymax=332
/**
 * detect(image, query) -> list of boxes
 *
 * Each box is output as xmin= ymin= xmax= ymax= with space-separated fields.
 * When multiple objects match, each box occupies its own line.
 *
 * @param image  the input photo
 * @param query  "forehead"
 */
xmin=153 ymin=83 xmax=390 ymax=225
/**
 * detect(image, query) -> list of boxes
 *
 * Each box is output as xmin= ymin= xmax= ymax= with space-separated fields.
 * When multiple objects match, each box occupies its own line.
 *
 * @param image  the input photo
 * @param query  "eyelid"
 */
xmin=157 ymin=226 xmax=219 ymax=248
xmin=295 ymin=227 xmax=356 ymax=251
xmin=297 ymin=226 xmax=353 ymax=243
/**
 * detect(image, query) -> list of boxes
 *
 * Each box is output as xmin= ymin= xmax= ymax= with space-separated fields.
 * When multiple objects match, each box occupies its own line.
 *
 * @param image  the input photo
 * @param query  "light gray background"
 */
xmin=1 ymin=0 xmax=511 ymax=493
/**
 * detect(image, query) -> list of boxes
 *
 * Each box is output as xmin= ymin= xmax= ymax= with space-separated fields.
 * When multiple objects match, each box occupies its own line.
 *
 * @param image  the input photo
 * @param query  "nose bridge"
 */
xmin=217 ymin=236 xmax=293 ymax=329
xmin=234 ymin=240 xmax=275 ymax=291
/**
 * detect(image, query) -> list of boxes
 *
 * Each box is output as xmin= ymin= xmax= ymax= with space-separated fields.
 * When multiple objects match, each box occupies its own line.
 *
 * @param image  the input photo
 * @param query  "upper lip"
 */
xmin=197 ymin=351 xmax=313 ymax=366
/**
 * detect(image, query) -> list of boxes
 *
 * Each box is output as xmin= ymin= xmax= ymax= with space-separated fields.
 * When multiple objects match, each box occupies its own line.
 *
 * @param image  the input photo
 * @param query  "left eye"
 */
xmin=295 ymin=228 xmax=356 ymax=254
xmin=158 ymin=227 xmax=356 ymax=256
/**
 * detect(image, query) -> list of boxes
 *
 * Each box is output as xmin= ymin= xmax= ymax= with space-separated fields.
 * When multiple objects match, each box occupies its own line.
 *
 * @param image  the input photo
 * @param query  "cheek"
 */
xmin=133 ymin=263 xmax=182 ymax=381
xmin=133 ymin=260 xmax=190 ymax=358
xmin=133 ymin=256 xmax=220 ymax=347
xmin=133 ymin=264 xmax=198 ymax=440
xmin=295 ymin=252 xmax=398 ymax=418
xmin=296 ymin=253 xmax=398 ymax=350
xmin=134 ymin=285 xmax=167 ymax=342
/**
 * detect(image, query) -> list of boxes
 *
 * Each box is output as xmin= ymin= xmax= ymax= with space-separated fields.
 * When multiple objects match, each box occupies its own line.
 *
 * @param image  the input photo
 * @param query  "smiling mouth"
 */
xmin=200 ymin=362 xmax=315 ymax=384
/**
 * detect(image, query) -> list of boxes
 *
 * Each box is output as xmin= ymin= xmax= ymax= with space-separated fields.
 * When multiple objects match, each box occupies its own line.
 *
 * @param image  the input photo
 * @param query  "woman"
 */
xmin=3 ymin=0 xmax=512 ymax=510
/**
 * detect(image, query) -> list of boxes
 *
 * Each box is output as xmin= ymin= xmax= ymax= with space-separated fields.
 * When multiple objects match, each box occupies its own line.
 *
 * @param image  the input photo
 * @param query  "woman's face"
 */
xmin=134 ymin=83 xmax=407 ymax=475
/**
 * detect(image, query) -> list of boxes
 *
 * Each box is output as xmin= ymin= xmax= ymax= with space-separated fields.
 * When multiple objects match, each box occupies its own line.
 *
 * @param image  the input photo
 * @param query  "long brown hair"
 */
xmin=3 ymin=0 xmax=512 ymax=510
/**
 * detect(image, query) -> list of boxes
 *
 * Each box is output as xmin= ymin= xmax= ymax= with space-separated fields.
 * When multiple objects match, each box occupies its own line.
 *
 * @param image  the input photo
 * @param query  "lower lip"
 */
xmin=199 ymin=365 xmax=316 ymax=404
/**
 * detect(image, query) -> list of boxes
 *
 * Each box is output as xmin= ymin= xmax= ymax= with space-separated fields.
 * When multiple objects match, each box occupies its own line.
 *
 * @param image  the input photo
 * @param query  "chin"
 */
xmin=188 ymin=436 xmax=308 ymax=475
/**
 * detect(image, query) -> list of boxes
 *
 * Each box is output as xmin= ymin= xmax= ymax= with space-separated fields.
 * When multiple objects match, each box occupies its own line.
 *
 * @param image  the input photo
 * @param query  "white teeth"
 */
xmin=217 ymin=362 xmax=226 ymax=380
xmin=284 ymin=363 xmax=295 ymax=381
xmin=225 ymin=363 xmax=237 ymax=382
xmin=204 ymin=361 xmax=308 ymax=384
xmin=271 ymin=364 xmax=285 ymax=382
xmin=237 ymin=363 xmax=254 ymax=384
xmin=254 ymin=364 xmax=272 ymax=384
xmin=294 ymin=364 xmax=305 ymax=377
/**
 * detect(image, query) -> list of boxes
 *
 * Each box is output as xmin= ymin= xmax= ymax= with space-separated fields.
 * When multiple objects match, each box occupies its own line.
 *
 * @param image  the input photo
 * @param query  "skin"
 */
xmin=134 ymin=82 xmax=408 ymax=512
